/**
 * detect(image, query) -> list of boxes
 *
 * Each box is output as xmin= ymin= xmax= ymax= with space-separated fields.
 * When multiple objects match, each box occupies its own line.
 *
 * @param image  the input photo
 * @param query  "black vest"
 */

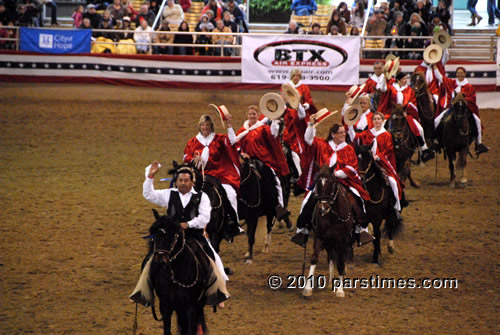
xmin=167 ymin=190 xmax=202 ymax=223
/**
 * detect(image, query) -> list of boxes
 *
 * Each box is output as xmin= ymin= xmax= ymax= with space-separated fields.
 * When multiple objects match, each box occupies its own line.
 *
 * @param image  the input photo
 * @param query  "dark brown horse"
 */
xmin=385 ymin=104 xmax=419 ymax=188
xmin=440 ymin=93 xmax=474 ymax=188
xmin=411 ymin=71 xmax=435 ymax=147
xmin=355 ymin=145 xmax=403 ymax=264
xmin=303 ymin=165 xmax=354 ymax=298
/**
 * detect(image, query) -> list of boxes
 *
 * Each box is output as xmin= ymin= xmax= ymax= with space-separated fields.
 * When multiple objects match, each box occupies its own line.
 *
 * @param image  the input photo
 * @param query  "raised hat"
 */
xmin=344 ymin=104 xmax=363 ymax=126
xmin=310 ymin=108 xmax=338 ymax=128
xmin=423 ymin=44 xmax=443 ymax=64
xmin=383 ymin=56 xmax=400 ymax=79
xmin=208 ymin=104 xmax=230 ymax=128
xmin=259 ymin=93 xmax=286 ymax=120
xmin=281 ymin=83 xmax=301 ymax=110
xmin=346 ymin=83 xmax=366 ymax=102
xmin=432 ymin=29 xmax=451 ymax=50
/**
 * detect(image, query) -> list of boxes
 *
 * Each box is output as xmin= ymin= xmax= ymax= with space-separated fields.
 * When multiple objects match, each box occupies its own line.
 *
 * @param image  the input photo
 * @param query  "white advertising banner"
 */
xmin=242 ymin=35 xmax=360 ymax=85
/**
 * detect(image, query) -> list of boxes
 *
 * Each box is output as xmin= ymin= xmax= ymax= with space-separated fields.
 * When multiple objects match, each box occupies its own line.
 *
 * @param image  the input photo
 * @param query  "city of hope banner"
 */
xmin=20 ymin=27 xmax=91 ymax=54
xmin=241 ymin=34 xmax=360 ymax=85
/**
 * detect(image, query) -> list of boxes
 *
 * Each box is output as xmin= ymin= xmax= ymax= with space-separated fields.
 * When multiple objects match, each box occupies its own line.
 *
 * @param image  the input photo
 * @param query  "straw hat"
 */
xmin=346 ymin=83 xmax=366 ymax=102
xmin=259 ymin=93 xmax=286 ymax=120
xmin=208 ymin=104 xmax=230 ymax=128
xmin=432 ymin=29 xmax=451 ymax=50
xmin=281 ymin=83 xmax=301 ymax=110
xmin=310 ymin=108 xmax=338 ymax=128
xmin=385 ymin=53 xmax=398 ymax=63
xmin=423 ymin=44 xmax=443 ymax=64
xmin=344 ymin=104 xmax=363 ymax=126
xmin=383 ymin=56 xmax=400 ymax=79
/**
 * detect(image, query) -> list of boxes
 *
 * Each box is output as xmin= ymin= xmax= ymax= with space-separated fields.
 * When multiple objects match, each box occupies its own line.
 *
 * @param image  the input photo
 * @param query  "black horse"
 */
xmin=440 ymin=93 xmax=475 ymax=188
xmin=303 ymin=165 xmax=354 ymax=298
xmin=168 ymin=161 xmax=226 ymax=254
xmin=355 ymin=145 xmax=403 ymax=264
xmin=147 ymin=210 xmax=218 ymax=335
xmin=386 ymin=104 xmax=420 ymax=189
xmin=411 ymin=71 xmax=435 ymax=147
xmin=238 ymin=158 xmax=290 ymax=263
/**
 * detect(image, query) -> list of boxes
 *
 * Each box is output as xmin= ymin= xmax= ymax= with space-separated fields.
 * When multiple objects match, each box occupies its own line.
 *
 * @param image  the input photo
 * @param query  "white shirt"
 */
xmin=143 ymin=177 xmax=211 ymax=229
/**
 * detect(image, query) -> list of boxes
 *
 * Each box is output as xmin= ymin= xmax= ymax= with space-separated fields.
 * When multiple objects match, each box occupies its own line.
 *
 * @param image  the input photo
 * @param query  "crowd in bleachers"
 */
xmin=288 ymin=0 xmax=453 ymax=60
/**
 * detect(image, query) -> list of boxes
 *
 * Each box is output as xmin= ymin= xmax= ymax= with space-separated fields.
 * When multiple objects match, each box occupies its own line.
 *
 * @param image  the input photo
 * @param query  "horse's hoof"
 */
xmin=387 ymin=240 xmax=395 ymax=254
xmin=244 ymin=252 xmax=250 ymax=258
xmin=459 ymin=179 xmax=467 ymax=187
xmin=335 ymin=290 xmax=345 ymax=298
xmin=224 ymin=267 xmax=234 ymax=276
xmin=262 ymin=246 xmax=269 ymax=253
xmin=303 ymin=288 xmax=313 ymax=297
xmin=410 ymin=180 xmax=421 ymax=188
xmin=449 ymin=182 xmax=456 ymax=189
xmin=245 ymin=258 xmax=253 ymax=264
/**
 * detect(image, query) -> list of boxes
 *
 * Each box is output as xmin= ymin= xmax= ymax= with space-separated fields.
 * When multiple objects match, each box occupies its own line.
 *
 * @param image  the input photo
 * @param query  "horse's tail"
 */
xmin=204 ymin=256 xmax=230 ymax=306
xmin=383 ymin=207 xmax=403 ymax=238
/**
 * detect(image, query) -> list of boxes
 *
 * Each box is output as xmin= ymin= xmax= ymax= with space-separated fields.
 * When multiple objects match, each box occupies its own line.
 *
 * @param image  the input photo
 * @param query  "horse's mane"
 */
xmin=355 ymin=145 xmax=390 ymax=186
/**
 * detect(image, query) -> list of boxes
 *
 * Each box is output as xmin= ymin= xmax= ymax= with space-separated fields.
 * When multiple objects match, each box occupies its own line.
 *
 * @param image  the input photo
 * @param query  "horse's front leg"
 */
xmin=448 ymin=153 xmax=456 ymax=188
xmin=303 ymin=237 xmax=321 ymax=297
xmin=262 ymin=214 xmax=274 ymax=253
xmin=159 ymin=303 xmax=173 ymax=335
xmin=458 ymin=149 xmax=468 ymax=186
xmin=334 ymin=247 xmax=348 ymax=298
xmin=245 ymin=216 xmax=257 ymax=264
xmin=372 ymin=219 xmax=382 ymax=265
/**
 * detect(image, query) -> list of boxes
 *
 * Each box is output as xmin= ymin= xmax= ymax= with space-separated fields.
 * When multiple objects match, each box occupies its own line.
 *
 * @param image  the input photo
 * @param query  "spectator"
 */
xmin=153 ymin=19 xmax=174 ymax=54
xmin=291 ymin=0 xmax=317 ymax=16
xmin=211 ymin=18 xmax=232 ymax=56
xmin=195 ymin=26 xmax=212 ymax=55
xmin=327 ymin=10 xmax=347 ymax=35
xmin=222 ymin=10 xmax=237 ymax=32
xmin=202 ymin=0 xmax=222 ymax=21
xmin=204 ymin=9 xmax=216 ymax=27
xmin=405 ymin=12 xmax=427 ymax=36
xmin=405 ymin=25 xmax=424 ymax=59
xmin=148 ymin=0 xmax=160 ymax=16
xmin=1 ymin=21 xmax=17 ymax=49
xmin=179 ymin=0 xmax=191 ymax=13
xmin=308 ymin=22 xmax=323 ymax=34
xmin=79 ymin=16 xmax=92 ymax=29
xmin=96 ymin=17 xmax=115 ymax=40
xmin=366 ymin=9 xmax=387 ymax=36
xmin=122 ymin=0 xmax=138 ymax=21
xmin=487 ymin=0 xmax=500 ymax=25
xmin=428 ymin=14 xmax=448 ymax=35
xmin=284 ymin=19 xmax=303 ymax=34
xmin=15 ymin=3 xmax=38 ymax=27
xmin=328 ymin=24 xmax=340 ymax=35
xmin=83 ymin=4 xmax=102 ymax=29
xmin=337 ymin=2 xmax=350 ymax=24
xmin=384 ymin=23 xmax=404 ymax=58
xmin=385 ymin=10 xmax=405 ymax=36
xmin=225 ymin=0 xmax=247 ymax=32
xmin=173 ymin=20 xmax=193 ymax=55
xmin=101 ymin=10 xmax=116 ymax=28
xmin=135 ymin=4 xmax=154 ymax=27
xmin=163 ymin=0 xmax=184 ymax=25
xmin=350 ymin=1 xmax=365 ymax=28
xmin=87 ymin=0 xmax=107 ymax=11
xmin=107 ymin=0 xmax=126 ymax=21
xmin=379 ymin=1 xmax=390 ymax=21
xmin=72 ymin=5 xmax=83 ymax=28
xmin=0 ymin=2 xmax=13 ymax=26
xmin=38 ymin=0 xmax=58 ymax=26
xmin=435 ymin=0 xmax=451 ymax=27
xmin=195 ymin=13 xmax=214 ymax=31
xmin=134 ymin=17 xmax=153 ymax=53
xmin=349 ymin=26 xmax=360 ymax=35
xmin=389 ymin=1 xmax=408 ymax=22
xmin=115 ymin=16 xmax=134 ymax=40
xmin=412 ymin=0 xmax=431 ymax=26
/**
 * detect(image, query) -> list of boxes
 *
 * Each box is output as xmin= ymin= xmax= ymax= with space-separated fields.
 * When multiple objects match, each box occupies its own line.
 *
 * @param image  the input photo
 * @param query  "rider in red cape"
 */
xmin=184 ymin=114 xmax=244 ymax=239
xmin=414 ymin=49 xmax=448 ymax=115
xmin=348 ymin=112 xmax=404 ymax=213
xmin=433 ymin=66 xmax=489 ymax=156
xmin=292 ymin=122 xmax=373 ymax=248
xmin=233 ymin=105 xmax=290 ymax=220
xmin=384 ymin=72 xmax=435 ymax=162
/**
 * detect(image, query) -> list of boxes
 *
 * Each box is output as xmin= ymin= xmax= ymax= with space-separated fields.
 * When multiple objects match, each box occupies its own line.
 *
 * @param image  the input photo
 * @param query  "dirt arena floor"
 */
xmin=0 ymin=83 xmax=499 ymax=335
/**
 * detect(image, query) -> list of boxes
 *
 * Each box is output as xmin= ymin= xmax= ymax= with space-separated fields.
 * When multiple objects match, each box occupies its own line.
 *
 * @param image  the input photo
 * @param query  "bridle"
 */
xmin=452 ymin=100 xmax=470 ymax=137
xmin=358 ymin=154 xmax=385 ymax=204
xmin=239 ymin=160 xmax=261 ymax=208
xmin=389 ymin=112 xmax=413 ymax=150
xmin=411 ymin=73 xmax=434 ymax=120
xmin=314 ymin=175 xmax=351 ymax=223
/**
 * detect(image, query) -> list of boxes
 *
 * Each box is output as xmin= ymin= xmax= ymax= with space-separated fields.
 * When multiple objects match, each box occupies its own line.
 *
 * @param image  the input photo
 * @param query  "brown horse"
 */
xmin=303 ymin=165 xmax=354 ymax=298
xmin=411 ymin=71 xmax=435 ymax=147
xmin=385 ymin=104 xmax=419 ymax=188
xmin=440 ymin=93 xmax=474 ymax=188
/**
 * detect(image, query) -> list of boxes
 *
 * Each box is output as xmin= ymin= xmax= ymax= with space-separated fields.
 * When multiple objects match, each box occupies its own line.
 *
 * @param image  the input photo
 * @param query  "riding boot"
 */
xmin=430 ymin=122 xmax=444 ymax=152
xmin=400 ymin=191 xmax=409 ymax=209
xmin=221 ymin=193 xmax=245 ymax=241
xmin=275 ymin=204 xmax=290 ymax=222
xmin=346 ymin=191 xmax=369 ymax=228
xmin=421 ymin=149 xmax=435 ymax=163
xmin=475 ymin=143 xmax=489 ymax=156
xmin=290 ymin=193 xmax=315 ymax=247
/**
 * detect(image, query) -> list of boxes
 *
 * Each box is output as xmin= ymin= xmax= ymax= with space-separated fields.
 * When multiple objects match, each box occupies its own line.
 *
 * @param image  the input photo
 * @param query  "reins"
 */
xmin=240 ymin=161 xmax=261 ymax=208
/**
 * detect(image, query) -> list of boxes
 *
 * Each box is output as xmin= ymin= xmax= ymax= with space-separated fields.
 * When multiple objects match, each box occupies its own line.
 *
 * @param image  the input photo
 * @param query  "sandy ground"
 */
xmin=0 ymin=83 xmax=499 ymax=335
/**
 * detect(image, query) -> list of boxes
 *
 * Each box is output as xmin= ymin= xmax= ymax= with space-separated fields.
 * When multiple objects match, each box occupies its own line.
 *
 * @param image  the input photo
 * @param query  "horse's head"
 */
xmin=355 ymin=145 xmax=374 ymax=179
xmin=388 ymin=104 xmax=409 ymax=147
xmin=410 ymin=71 xmax=426 ymax=92
xmin=314 ymin=165 xmax=338 ymax=216
xmin=451 ymin=93 xmax=470 ymax=121
xmin=149 ymin=209 xmax=185 ymax=264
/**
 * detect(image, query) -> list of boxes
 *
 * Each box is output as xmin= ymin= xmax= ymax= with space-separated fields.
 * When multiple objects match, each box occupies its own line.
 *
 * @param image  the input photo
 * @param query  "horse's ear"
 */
xmin=173 ymin=160 xmax=178 ymax=168
xmin=152 ymin=208 xmax=160 ymax=221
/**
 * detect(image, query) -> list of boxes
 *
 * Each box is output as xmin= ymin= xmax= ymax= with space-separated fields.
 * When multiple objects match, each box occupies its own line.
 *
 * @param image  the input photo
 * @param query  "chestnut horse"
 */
xmin=303 ymin=165 xmax=354 ymax=298
xmin=411 ymin=71 xmax=435 ymax=147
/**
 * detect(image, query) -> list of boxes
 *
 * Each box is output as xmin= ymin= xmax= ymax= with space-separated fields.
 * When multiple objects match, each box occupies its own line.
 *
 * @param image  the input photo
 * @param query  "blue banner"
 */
xmin=20 ymin=27 xmax=91 ymax=54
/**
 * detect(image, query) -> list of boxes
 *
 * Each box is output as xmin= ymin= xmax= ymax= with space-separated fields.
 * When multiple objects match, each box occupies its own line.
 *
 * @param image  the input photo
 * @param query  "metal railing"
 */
xmin=0 ymin=26 xmax=497 ymax=61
